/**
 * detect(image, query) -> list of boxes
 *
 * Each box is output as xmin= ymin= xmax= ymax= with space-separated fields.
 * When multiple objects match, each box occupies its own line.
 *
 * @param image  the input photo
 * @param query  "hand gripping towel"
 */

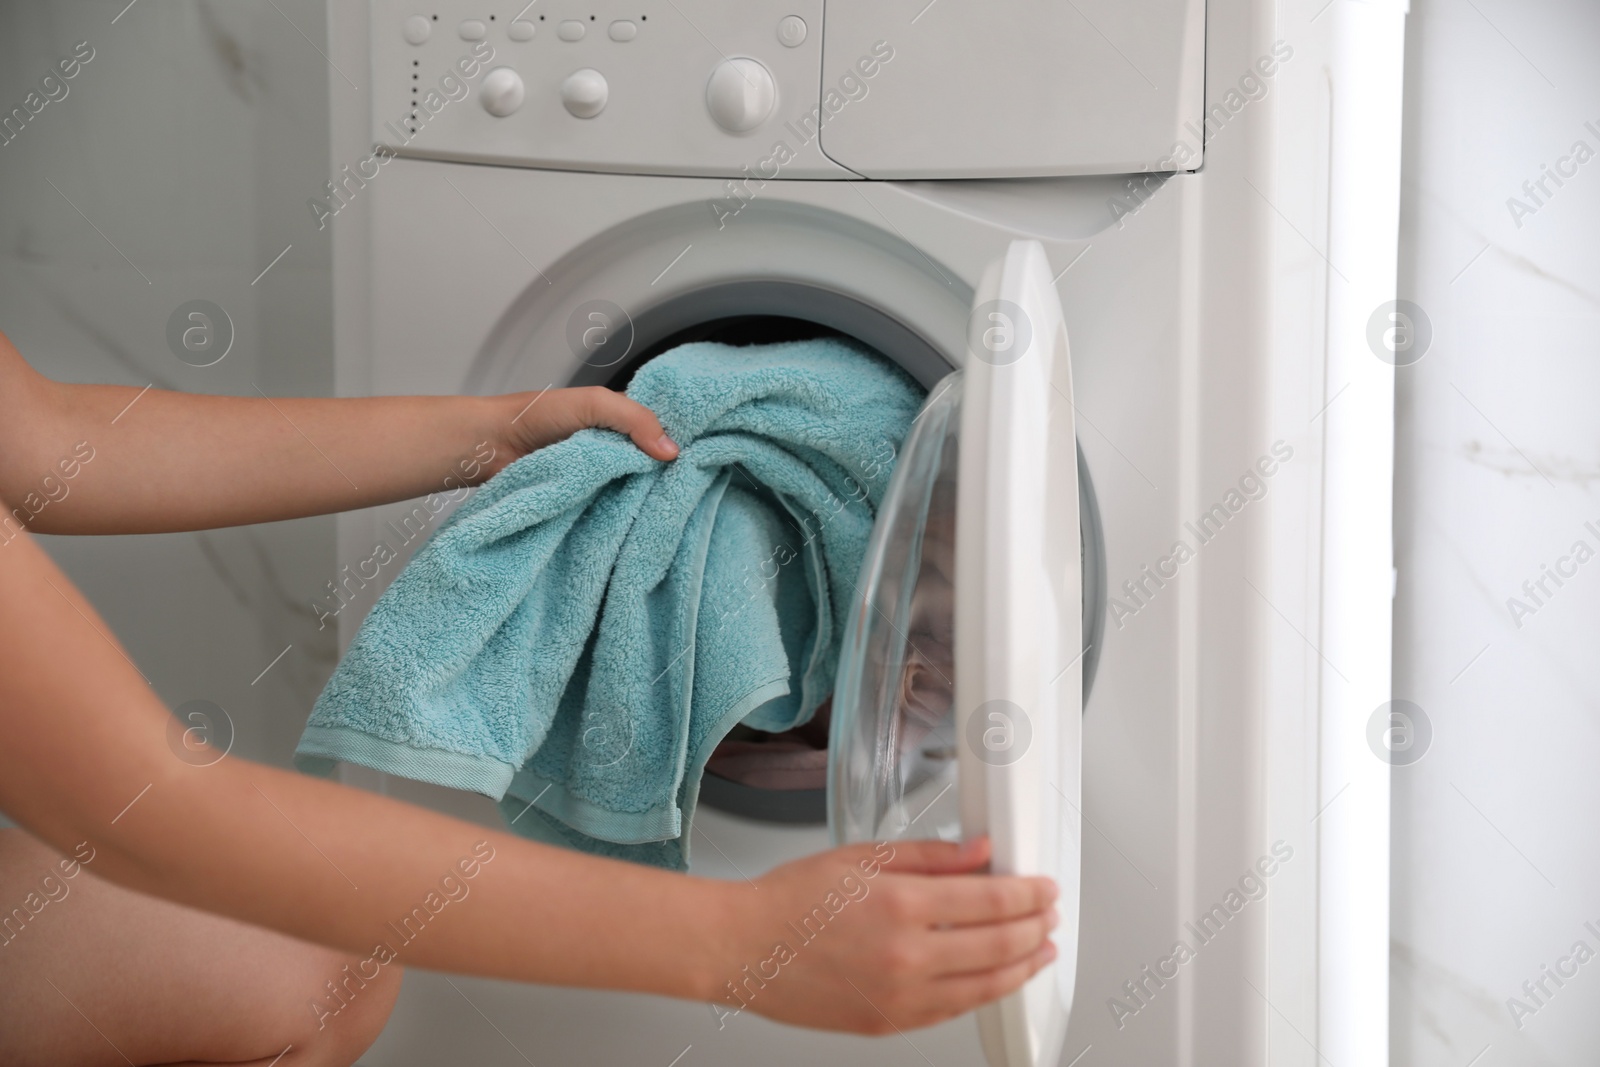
xmin=294 ymin=339 xmax=922 ymax=869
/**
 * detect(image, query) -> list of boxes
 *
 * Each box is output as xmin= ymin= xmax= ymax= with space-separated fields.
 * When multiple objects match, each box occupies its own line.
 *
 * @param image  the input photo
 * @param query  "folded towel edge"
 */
xmin=501 ymin=675 xmax=793 ymax=850
xmin=505 ymin=769 xmax=683 ymax=845
xmin=294 ymin=726 xmax=516 ymax=799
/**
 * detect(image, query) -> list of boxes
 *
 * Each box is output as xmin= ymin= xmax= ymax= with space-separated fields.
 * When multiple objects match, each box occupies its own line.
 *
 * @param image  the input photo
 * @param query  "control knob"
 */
xmin=561 ymin=68 xmax=609 ymax=118
xmin=705 ymin=58 xmax=775 ymax=133
xmin=480 ymin=67 xmax=525 ymax=117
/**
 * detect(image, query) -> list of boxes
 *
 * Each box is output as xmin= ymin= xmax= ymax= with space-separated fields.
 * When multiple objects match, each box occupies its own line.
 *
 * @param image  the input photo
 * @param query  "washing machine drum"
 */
xmin=828 ymin=241 xmax=1086 ymax=1067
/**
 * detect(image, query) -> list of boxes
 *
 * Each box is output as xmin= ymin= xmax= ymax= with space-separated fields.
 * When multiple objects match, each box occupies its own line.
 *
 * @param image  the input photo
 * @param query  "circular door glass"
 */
xmin=828 ymin=371 xmax=1106 ymax=847
xmin=829 ymin=372 xmax=964 ymax=845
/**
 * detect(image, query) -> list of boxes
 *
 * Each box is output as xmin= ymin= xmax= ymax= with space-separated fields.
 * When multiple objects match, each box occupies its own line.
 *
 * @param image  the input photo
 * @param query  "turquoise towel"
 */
xmin=295 ymin=339 xmax=921 ymax=868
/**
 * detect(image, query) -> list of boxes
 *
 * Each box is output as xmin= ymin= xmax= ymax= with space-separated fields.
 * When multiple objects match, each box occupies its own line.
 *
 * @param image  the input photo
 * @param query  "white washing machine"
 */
xmin=324 ymin=2 xmax=1406 ymax=1064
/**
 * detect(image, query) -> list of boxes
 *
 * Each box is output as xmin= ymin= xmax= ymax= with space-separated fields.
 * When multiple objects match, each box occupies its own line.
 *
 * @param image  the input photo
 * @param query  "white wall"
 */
xmin=0 ymin=0 xmax=337 ymax=798
xmin=1392 ymin=1 xmax=1600 ymax=1063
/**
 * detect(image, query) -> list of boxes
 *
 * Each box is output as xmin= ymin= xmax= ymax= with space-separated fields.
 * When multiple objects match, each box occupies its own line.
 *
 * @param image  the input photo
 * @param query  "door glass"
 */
xmin=829 ymin=372 xmax=963 ymax=845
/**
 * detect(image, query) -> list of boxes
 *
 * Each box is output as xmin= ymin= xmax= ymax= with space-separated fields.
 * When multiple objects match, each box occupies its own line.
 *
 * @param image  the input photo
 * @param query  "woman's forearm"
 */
xmin=0 ymin=523 xmax=737 ymax=997
xmin=103 ymin=756 xmax=737 ymax=998
xmin=10 ymin=373 xmax=520 ymax=535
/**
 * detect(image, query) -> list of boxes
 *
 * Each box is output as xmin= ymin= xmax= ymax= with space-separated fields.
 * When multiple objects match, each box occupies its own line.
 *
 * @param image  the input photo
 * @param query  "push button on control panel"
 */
xmin=608 ymin=20 xmax=637 ymax=42
xmin=558 ymin=20 xmax=586 ymax=41
xmin=508 ymin=19 xmax=536 ymax=41
xmin=457 ymin=18 xmax=486 ymax=40
xmin=777 ymin=15 xmax=807 ymax=47
xmin=402 ymin=14 xmax=431 ymax=44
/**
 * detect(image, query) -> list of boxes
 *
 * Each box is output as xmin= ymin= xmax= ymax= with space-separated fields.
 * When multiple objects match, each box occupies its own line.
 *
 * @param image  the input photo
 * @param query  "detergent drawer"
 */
xmin=820 ymin=0 xmax=1207 ymax=178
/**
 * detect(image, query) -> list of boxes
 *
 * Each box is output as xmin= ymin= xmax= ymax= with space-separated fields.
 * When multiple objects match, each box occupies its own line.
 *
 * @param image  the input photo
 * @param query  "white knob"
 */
xmin=480 ymin=67 xmax=525 ymax=117
xmin=705 ymin=58 xmax=775 ymax=133
xmin=562 ymin=68 xmax=609 ymax=118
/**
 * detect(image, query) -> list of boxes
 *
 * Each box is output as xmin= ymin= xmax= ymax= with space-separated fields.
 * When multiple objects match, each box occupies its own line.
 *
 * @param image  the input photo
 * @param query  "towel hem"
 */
xmin=505 ymin=676 xmax=792 ymax=847
xmin=673 ymin=675 xmax=795 ymax=867
xmin=295 ymin=727 xmax=516 ymax=799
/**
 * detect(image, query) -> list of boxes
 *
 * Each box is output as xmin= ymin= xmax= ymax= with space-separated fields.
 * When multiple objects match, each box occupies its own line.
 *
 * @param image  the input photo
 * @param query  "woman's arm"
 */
xmin=0 ymin=510 xmax=1057 ymax=1033
xmin=0 ymin=333 xmax=677 ymax=535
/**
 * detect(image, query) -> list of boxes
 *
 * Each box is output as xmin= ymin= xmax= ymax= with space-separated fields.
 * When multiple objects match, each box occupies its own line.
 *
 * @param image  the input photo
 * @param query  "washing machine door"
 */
xmin=830 ymin=239 xmax=1081 ymax=1067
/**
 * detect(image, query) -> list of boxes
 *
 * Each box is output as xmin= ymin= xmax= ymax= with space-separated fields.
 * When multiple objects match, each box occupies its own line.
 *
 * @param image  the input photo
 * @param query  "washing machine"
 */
xmin=324 ymin=1 xmax=1404 ymax=1064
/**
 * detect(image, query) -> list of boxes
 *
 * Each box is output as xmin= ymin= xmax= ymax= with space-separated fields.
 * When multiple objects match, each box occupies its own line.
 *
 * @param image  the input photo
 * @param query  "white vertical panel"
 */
xmin=1319 ymin=2 xmax=1407 ymax=1064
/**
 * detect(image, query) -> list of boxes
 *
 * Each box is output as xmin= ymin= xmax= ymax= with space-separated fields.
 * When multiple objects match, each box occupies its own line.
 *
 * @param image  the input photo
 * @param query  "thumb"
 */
xmin=587 ymin=389 xmax=679 ymax=461
xmin=875 ymin=836 xmax=992 ymax=876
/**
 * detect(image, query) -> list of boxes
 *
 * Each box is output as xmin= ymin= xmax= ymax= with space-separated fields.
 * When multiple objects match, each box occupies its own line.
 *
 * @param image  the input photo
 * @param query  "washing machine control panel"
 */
xmin=370 ymin=0 xmax=850 ymax=178
xmin=370 ymin=0 xmax=1205 ymax=178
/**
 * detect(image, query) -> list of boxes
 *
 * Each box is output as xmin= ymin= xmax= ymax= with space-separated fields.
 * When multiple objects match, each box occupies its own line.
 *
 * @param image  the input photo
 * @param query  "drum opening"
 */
xmin=564 ymin=285 xmax=1104 ymax=826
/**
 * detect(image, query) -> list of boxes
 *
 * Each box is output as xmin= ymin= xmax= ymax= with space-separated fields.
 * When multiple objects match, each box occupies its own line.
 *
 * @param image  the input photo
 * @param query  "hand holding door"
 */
xmin=711 ymin=837 xmax=1058 ymax=1034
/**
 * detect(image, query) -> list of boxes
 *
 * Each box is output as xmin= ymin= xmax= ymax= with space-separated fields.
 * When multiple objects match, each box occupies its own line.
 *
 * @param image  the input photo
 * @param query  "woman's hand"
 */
xmin=488 ymin=386 xmax=679 ymax=477
xmin=710 ymin=838 xmax=1059 ymax=1034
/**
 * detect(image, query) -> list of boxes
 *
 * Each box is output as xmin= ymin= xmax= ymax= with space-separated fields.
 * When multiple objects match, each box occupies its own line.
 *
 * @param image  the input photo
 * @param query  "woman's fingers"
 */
xmin=578 ymin=387 xmax=678 ymax=460
xmin=899 ymin=870 xmax=1059 ymax=927
xmin=922 ymin=908 xmax=1059 ymax=976
xmin=873 ymin=836 xmax=991 ymax=875
xmin=927 ymin=941 xmax=1058 ymax=1018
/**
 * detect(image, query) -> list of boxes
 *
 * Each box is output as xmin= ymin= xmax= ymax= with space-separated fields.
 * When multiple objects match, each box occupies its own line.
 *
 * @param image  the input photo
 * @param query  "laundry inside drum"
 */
xmin=603 ymin=310 xmax=944 ymax=829
xmin=632 ymin=315 xmax=911 ymax=827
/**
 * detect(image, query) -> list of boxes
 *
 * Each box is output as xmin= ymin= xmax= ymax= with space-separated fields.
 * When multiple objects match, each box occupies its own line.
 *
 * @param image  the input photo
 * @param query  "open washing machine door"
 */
xmin=830 ymin=240 xmax=1082 ymax=1067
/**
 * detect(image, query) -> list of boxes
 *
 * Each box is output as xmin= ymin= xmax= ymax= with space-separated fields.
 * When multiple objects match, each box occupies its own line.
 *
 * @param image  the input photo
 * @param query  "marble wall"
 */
xmin=0 ymin=0 xmax=338 ymax=793
xmin=1392 ymin=1 xmax=1600 ymax=1063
